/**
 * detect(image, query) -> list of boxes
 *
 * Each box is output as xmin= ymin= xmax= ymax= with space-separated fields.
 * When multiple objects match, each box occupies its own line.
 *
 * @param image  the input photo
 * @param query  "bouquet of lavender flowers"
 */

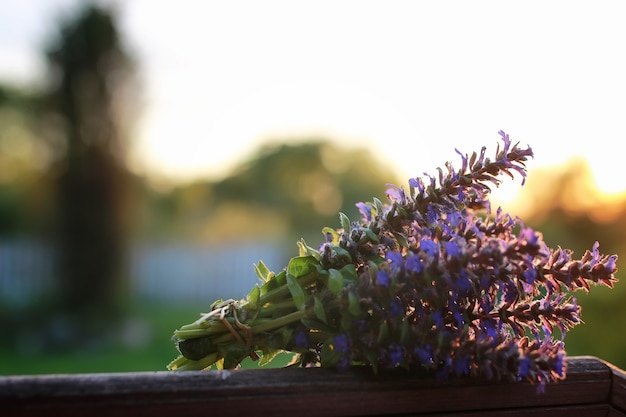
xmin=168 ymin=131 xmax=617 ymax=391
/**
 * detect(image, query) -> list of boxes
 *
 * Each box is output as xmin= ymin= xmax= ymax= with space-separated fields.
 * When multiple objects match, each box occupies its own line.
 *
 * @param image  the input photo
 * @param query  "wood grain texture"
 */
xmin=1 ymin=356 xmax=624 ymax=417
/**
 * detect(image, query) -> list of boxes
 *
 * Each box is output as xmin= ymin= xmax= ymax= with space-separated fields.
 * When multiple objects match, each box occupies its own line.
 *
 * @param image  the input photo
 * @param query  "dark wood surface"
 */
xmin=1 ymin=356 xmax=625 ymax=416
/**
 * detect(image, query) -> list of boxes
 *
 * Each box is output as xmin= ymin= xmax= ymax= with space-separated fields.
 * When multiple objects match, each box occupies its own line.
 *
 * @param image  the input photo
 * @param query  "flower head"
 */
xmin=169 ymin=131 xmax=618 ymax=394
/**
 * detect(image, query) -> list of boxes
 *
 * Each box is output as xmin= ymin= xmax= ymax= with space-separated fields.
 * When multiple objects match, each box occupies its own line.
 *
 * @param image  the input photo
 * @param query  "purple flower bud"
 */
xmin=388 ymin=299 xmax=404 ymax=318
xmin=386 ymin=251 xmax=404 ymax=273
xmin=518 ymin=356 xmax=531 ymax=377
xmin=419 ymin=238 xmax=440 ymax=258
xmin=294 ymin=330 xmax=309 ymax=349
xmin=334 ymin=334 xmax=350 ymax=352
xmin=356 ymin=202 xmax=373 ymax=223
xmin=405 ymin=252 xmax=424 ymax=274
xmin=445 ymin=239 xmax=462 ymax=259
xmin=388 ymin=344 xmax=404 ymax=366
xmin=413 ymin=345 xmax=433 ymax=365
xmin=386 ymin=184 xmax=407 ymax=204
xmin=376 ymin=269 xmax=391 ymax=287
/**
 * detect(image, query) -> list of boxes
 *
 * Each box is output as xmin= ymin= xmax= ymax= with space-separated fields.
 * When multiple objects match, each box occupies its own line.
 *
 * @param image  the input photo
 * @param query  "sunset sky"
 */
xmin=1 ymin=0 xmax=625 ymax=208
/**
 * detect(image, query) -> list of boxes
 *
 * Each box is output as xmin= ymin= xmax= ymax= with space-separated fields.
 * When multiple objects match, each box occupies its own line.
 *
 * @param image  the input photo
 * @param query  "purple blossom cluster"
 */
xmin=307 ymin=131 xmax=617 ymax=391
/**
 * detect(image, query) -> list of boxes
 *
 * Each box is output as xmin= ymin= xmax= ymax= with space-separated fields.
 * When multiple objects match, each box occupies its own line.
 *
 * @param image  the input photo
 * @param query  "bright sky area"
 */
xmin=1 ymin=0 xmax=625 ymax=209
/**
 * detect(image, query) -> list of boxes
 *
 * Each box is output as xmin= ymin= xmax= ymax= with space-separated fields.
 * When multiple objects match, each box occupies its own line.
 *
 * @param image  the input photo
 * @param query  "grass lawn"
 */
xmin=0 ymin=303 xmax=293 ymax=376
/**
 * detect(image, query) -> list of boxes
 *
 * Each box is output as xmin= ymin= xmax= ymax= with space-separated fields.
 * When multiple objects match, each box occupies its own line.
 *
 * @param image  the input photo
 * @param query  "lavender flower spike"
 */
xmin=168 ymin=131 xmax=618 ymax=393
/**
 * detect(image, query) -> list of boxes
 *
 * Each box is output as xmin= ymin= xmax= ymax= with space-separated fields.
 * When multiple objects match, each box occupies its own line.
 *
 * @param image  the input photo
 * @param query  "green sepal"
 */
xmin=297 ymin=239 xmax=320 ymax=259
xmin=286 ymin=273 xmax=306 ymax=311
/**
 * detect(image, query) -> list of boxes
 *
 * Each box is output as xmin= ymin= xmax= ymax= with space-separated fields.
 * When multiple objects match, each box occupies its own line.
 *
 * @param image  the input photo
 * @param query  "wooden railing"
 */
xmin=2 ymin=356 xmax=625 ymax=416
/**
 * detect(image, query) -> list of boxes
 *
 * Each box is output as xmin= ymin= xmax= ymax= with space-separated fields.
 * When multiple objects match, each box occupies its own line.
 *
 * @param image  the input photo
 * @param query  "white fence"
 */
xmin=130 ymin=241 xmax=286 ymax=304
xmin=0 ymin=240 xmax=287 ymax=308
xmin=0 ymin=240 xmax=56 ymax=308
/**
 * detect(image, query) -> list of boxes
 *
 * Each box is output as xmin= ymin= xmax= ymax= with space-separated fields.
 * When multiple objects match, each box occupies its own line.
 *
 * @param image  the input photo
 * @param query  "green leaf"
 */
xmin=320 ymin=337 xmax=342 ymax=369
xmin=177 ymin=337 xmax=214 ymax=361
xmin=328 ymin=268 xmax=343 ymax=296
xmin=348 ymin=291 xmax=361 ymax=316
xmin=367 ymin=260 xmax=379 ymax=280
xmin=392 ymin=231 xmax=409 ymax=248
xmin=314 ymin=296 xmax=327 ymax=324
xmin=264 ymin=326 xmax=294 ymax=350
xmin=273 ymin=269 xmax=287 ymax=287
xmin=401 ymin=319 xmax=410 ymax=344
xmin=363 ymin=227 xmax=380 ymax=243
xmin=364 ymin=349 xmax=379 ymax=374
xmin=220 ymin=343 xmax=252 ymax=370
xmin=260 ymin=273 xmax=280 ymax=296
xmin=377 ymin=322 xmax=389 ymax=344
xmin=339 ymin=212 xmax=351 ymax=233
xmin=287 ymin=255 xmax=317 ymax=278
xmin=254 ymin=260 xmax=273 ymax=283
xmin=286 ymin=273 xmax=306 ymax=310
xmin=332 ymin=245 xmax=353 ymax=263
xmin=259 ymin=347 xmax=284 ymax=367
xmin=340 ymin=264 xmax=357 ymax=282
xmin=301 ymin=318 xmax=336 ymax=334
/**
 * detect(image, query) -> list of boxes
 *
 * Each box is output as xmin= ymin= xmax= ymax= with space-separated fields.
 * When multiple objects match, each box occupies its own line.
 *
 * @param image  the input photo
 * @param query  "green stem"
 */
xmin=253 ymin=308 xmax=314 ymax=333
xmin=259 ymin=271 xmax=319 ymax=305
xmin=213 ymin=308 xmax=314 ymax=345
xmin=174 ymin=327 xmax=223 ymax=339
xmin=168 ymin=351 xmax=220 ymax=371
xmin=257 ymin=299 xmax=297 ymax=317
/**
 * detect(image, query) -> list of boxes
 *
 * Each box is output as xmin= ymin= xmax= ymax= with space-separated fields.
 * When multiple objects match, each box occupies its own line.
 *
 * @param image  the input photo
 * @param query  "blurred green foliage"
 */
xmin=139 ymin=141 xmax=401 ymax=245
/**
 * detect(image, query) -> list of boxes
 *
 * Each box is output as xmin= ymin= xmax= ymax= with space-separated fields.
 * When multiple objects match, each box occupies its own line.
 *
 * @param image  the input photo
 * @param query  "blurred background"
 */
xmin=1 ymin=0 xmax=625 ymax=374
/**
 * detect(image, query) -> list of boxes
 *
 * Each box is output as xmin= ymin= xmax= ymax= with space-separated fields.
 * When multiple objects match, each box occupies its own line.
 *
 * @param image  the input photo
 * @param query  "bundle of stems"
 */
xmin=168 ymin=131 xmax=617 ymax=390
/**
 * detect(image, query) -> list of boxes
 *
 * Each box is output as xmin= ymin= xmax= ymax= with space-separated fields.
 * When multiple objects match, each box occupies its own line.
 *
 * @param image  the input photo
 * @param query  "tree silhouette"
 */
xmin=211 ymin=140 xmax=401 ymax=245
xmin=45 ymin=4 xmax=135 ymax=344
